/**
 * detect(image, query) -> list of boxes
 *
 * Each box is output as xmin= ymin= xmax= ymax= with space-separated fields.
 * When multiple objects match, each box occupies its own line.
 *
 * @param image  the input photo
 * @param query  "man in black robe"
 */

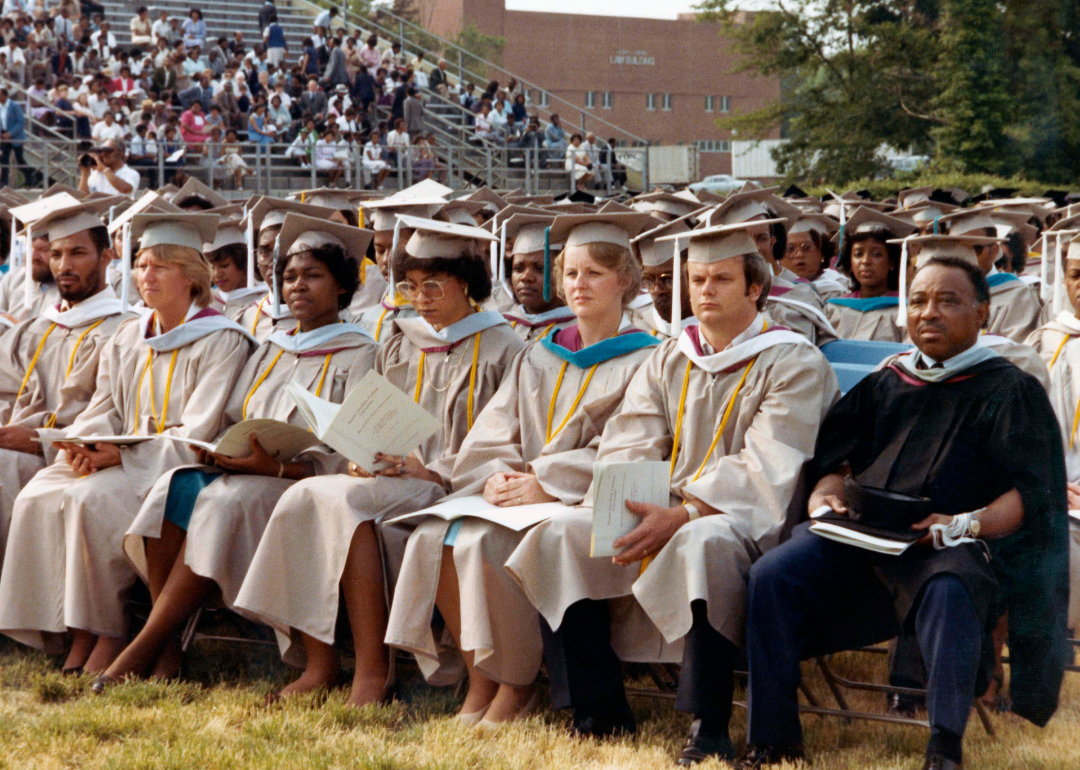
xmin=737 ymin=242 xmax=1069 ymax=770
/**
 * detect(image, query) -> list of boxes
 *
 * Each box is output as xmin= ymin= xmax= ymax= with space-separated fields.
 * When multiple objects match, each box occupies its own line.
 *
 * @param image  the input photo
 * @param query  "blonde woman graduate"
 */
xmin=234 ymin=216 xmax=524 ymax=707
xmin=91 ymin=215 xmax=379 ymax=690
xmin=0 ymin=213 xmax=255 ymax=676
xmin=385 ymin=212 xmax=658 ymax=726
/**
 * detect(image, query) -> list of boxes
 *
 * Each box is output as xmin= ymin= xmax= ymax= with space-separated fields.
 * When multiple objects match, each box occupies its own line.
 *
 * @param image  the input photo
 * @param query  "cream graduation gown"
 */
xmin=0 ymin=267 xmax=62 ymax=326
xmin=0 ymin=308 xmax=254 ymax=650
xmin=1025 ymin=311 xmax=1080 ymax=367
xmin=765 ymin=272 xmax=839 ymax=347
xmin=123 ymin=325 xmax=378 ymax=610
xmin=0 ymin=290 xmax=131 ymax=565
xmin=355 ymin=294 xmax=418 ymax=343
xmin=825 ymin=294 xmax=905 ymax=343
xmin=345 ymin=264 xmax=388 ymax=321
xmin=502 ymin=304 xmax=576 ymax=343
xmin=385 ymin=326 xmax=659 ymax=686
xmin=233 ymin=312 xmax=523 ymax=665
xmin=506 ymin=316 xmax=840 ymax=661
xmin=237 ymin=293 xmax=298 ymax=342
xmin=986 ymin=271 xmax=1042 ymax=342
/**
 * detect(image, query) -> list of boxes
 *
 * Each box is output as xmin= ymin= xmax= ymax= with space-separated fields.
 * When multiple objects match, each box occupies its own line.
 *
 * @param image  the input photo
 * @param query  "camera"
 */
xmin=79 ymin=153 xmax=97 ymax=168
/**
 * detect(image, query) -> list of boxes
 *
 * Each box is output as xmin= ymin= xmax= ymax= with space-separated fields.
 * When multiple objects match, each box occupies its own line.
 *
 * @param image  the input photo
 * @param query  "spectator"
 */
xmin=358 ymin=34 xmax=380 ymax=75
xmin=90 ymin=21 xmax=116 ymax=53
xmin=323 ymin=35 xmax=349 ymax=89
xmin=182 ymin=8 xmax=206 ymax=51
xmin=263 ymin=12 xmax=286 ymax=67
xmin=381 ymin=40 xmax=402 ymax=72
xmin=298 ymin=76 xmax=327 ymax=120
xmin=564 ymin=132 xmax=593 ymax=191
xmin=247 ymin=100 xmax=275 ymax=152
xmin=390 ymin=69 xmax=410 ymax=121
xmin=403 ymin=85 xmax=424 ymax=136
xmin=313 ymin=6 xmax=337 ymax=37
xmin=313 ymin=123 xmax=342 ymax=185
xmin=271 ymin=80 xmax=292 ymax=110
xmin=228 ymin=30 xmax=245 ymax=56
xmin=217 ymin=127 xmax=249 ymax=188
xmin=127 ymin=121 xmax=157 ymax=186
xmin=152 ymin=54 xmax=179 ymax=94
xmin=70 ymin=91 xmax=93 ymax=137
xmin=205 ymin=103 xmax=224 ymax=134
xmin=429 ymin=58 xmax=448 ymax=95
xmin=52 ymin=83 xmax=85 ymax=136
xmin=581 ymin=131 xmax=608 ymax=187
xmin=111 ymin=65 xmax=140 ymax=98
xmin=257 ymin=0 xmax=275 ymax=32
xmin=91 ymin=109 xmax=124 ymax=142
xmin=27 ymin=77 xmax=51 ymax=123
xmin=130 ymin=7 xmax=152 ymax=49
xmin=178 ymin=73 xmax=213 ymax=112
xmin=53 ymin=12 xmax=73 ymax=45
xmin=385 ymin=116 xmax=409 ymax=164
xmin=214 ymin=79 xmax=243 ymax=131
xmin=544 ymin=112 xmax=567 ymax=159
xmin=284 ymin=116 xmax=315 ymax=165
xmin=0 ymin=87 xmax=27 ymax=186
xmin=352 ymin=63 xmax=375 ymax=118
xmin=0 ymin=38 xmax=26 ymax=84
xmin=412 ymin=51 xmax=428 ymax=90
xmin=488 ymin=99 xmax=508 ymax=136
xmin=515 ymin=115 xmax=543 ymax=153
xmin=151 ymin=10 xmax=171 ymax=46
xmin=299 ymin=36 xmax=318 ymax=77
xmin=78 ymin=137 xmax=139 ymax=195
xmin=473 ymin=101 xmax=495 ymax=142
xmin=179 ymin=99 xmax=210 ymax=147
xmin=481 ymin=79 xmax=499 ymax=103
xmin=459 ymin=81 xmax=476 ymax=112
xmin=362 ymin=127 xmax=388 ymax=187
xmin=511 ymin=92 xmax=526 ymax=122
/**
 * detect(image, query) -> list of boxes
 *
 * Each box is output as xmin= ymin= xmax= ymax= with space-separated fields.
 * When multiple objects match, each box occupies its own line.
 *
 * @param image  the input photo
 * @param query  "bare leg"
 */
xmin=63 ymin=629 xmax=97 ymax=672
xmin=436 ymin=545 xmax=498 ymax=715
xmin=341 ymin=521 xmax=390 ymax=707
xmin=274 ymin=633 xmax=339 ymax=699
xmin=103 ymin=539 xmax=214 ymax=681
xmin=146 ymin=522 xmax=186 ymax=602
xmin=83 ymin=633 xmax=129 ymax=675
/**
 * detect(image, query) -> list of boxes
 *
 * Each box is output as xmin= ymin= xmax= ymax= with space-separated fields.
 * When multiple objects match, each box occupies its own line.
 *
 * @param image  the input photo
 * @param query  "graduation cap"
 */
xmin=123 ymin=213 xmax=220 ymax=310
xmin=1040 ymin=227 xmax=1080 ymax=314
xmin=897 ymin=186 xmax=932 ymax=209
xmin=597 ymin=200 xmax=635 ymax=214
xmin=395 ymin=178 xmax=454 ymax=200
xmin=541 ymin=202 xmax=594 ymax=216
xmin=269 ymin=212 xmax=376 ymax=315
xmin=700 ymin=188 xmax=800 ymax=230
xmin=503 ymin=213 xmax=563 ymax=256
xmin=286 ymin=188 xmax=379 ymax=210
xmin=107 ymin=191 xmax=182 ymax=237
xmin=789 ymin=213 xmax=840 ymax=238
xmin=397 ymin=215 xmax=497 ymax=262
xmin=937 ymin=208 xmax=1031 ymax=237
xmin=505 ymin=194 xmax=557 ymax=206
xmin=156 ymin=183 xmax=180 ymax=200
xmin=830 ymin=206 xmax=916 ymax=246
xmin=890 ymin=202 xmax=960 ymax=232
xmin=932 ymin=187 xmax=970 ymax=206
xmin=463 ymin=186 xmax=509 ymax=213
xmin=629 ymin=191 xmax=700 ymax=220
xmin=208 ymin=202 xmax=246 ymax=223
xmin=631 ymin=213 xmax=695 ymax=268
xmin=361 ymin=195 xmax=447 ymax=232
xmin=9 ymin=192 xmax=84 ymax=229
xmin=204 ymin=221 xmax=246 ymax=255
xmin=172 ymin=177 xmax=230 ymax=209
xmin=557 ymin=189 xmax=597 ymax=205
xmin=245 ymin=197 xmax=339 ymax=234
xmin=736 ymin=181 xmax=764 ymax=194
xmin=436 ymin=199 xmax=489 ymax=226
xmin=656 ymin=219 xmax=785 ymax=332
xmin=0 ymin=187 xmax=31 ymax=205
xmin=783 ymin=184 xmax=810 ymax=199
xmin=31 ymin=196 xmax=116 ymax=242
xmin=41 ymin=183 xmax=87 ymax=200
xmin=967 ymin=187 xmax=1021 ymax=205
xmin=546 ymin=212 xmax=656 ymax=302
xmin=885 ymin=234 xmax=1004 ymax=326
xmin=693 ymin=189 xmax=727 ymax=204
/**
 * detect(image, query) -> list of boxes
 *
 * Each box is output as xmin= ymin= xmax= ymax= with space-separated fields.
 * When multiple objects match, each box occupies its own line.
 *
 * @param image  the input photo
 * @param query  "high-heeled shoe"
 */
xmin=477 ymin=689 xmax=542 ymax=730
xmin=90 ymin=674 xmax=118 ymax=696
xmin=454 ymin=702 xmax=491 ymax=726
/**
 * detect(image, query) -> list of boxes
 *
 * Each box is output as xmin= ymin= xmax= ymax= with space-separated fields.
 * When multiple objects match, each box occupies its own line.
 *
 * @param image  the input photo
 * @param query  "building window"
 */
xmin=601 ymin=91 xmax=613 ymax=109
xmin=705 ymin=95 xmax=715 ymax=113
xmin=585 ymin=91 xmax=596 ymax=109
xmin=695 ymin=140 xmax=732 ymax=153
xmin=534 ymin=90 xmax=550 ymax=108
xmin=646 ymin=93 xmax=656 ymax=111
xmin=661 ymin=93 xmax=673 ymax=111
xmin=720 ymin=96 xmax=731 ymax=113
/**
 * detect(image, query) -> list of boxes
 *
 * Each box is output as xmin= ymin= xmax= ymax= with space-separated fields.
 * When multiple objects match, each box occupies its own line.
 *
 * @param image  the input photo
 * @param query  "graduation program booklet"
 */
xmin=590 ymin=461 xmax=670 ymax=557
xmin=808 ymin=506 xmax=919 ymax=556
xmin=394 ymin=494 xmax=566 ymax=531
xmin=154 ymin=419 xmax=321 ymax=463
xmin=45 ymin=434 xmax=156 ymax=447
xmin=287 ymin=369 xmax=440 ymax=473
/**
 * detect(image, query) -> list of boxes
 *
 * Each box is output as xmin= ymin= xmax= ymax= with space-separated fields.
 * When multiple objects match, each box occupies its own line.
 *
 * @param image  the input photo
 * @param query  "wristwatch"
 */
xmin=684 ymin=502 xmax=701 ymax=521
xmin=969 ymin=509 xmax=982 ymax=538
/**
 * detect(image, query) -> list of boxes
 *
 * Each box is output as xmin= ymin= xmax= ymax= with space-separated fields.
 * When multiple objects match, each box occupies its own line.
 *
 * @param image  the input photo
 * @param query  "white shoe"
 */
xmin=454 ymin=703 xmax=490 ymax=726
xmin=476 ymin=689 xmax=542 ymax=730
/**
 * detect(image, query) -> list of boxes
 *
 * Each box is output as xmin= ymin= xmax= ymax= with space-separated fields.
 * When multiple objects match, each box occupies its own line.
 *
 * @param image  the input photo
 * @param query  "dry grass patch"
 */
xmin=0 ymin=637 xmax=1077 ymax=769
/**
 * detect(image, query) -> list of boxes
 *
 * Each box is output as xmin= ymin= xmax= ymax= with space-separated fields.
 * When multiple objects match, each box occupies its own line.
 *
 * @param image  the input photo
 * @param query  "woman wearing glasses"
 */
xmin=0 ymin=215 xmax=254 ymax=676
xmin=823 ymin=208 xmax=914 ymax=342
xmin=385 ymin=212 xmax=658 ymax=726
xmin=779 ymin=216 xmax=848 ymax=301
xmin=235 ymin=218 xmax=524 ymax=708
xmin=93 ymin=216 xmax=379 ymax=690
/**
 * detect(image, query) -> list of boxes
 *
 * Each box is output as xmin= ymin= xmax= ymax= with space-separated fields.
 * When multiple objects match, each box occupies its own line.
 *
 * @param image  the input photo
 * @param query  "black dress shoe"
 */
xmin=733 ymin=744 xmax=806 ymax=769
xmin=568 ymin=702 xmax=637 ymax=739
xmin=922 ymin=754 xmax=961 ymax=770
xmin=887 ymin=692 xmax=926 ymax=718
xmin=90 ymin=675 xmax=117 ymax=696
xmin=675 ymin=719 xmax=734 ymax=766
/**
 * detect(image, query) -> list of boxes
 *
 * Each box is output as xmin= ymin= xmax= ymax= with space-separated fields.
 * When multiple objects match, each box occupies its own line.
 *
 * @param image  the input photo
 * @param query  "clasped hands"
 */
xmin=346 ymin=452 xmax=442 ymax=485
xmin=193 ymin=435 xmax=288 ymax=477
xmin=482 ymin=471 xmax=557 ymax=507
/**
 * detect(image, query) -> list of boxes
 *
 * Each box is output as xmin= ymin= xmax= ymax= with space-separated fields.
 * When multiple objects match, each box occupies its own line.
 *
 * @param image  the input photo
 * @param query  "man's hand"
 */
xmin=482 ymin=471 xmax=557 ymax=507
xmin=807 ymin=471 xmax=848 ymax=517
xmin=56 ymin=441 xmax=122 ymax=475
xmin=1067 ymin=483 xmax=1080 ymax=511
xmin=612 ymin=501 xmax=690 ymax=567
xmin=911 ymin=513 xmax=954 ymax=547
xmin=0 ymin=425 xmax=42 ymax=455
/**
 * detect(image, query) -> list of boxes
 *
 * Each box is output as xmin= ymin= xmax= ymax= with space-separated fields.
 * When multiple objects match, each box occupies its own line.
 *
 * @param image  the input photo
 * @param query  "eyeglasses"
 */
xmin=641 ymin=273 xmax=674 ymax=291
xmin=396 ymin=277 xmax=454 ymax=301
xmin=785 ymin=242 xmax=818 ymax=256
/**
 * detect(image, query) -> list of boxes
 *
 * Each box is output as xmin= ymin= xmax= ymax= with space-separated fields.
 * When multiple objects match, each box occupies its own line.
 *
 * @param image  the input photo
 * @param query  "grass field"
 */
xmin=0 ymin=634 xmax=1078 ymax=770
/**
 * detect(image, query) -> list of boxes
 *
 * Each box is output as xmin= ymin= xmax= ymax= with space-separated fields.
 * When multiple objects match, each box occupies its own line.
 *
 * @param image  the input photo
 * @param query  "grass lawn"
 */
xmin=0 ymin=634 xmax=1077 ymax=769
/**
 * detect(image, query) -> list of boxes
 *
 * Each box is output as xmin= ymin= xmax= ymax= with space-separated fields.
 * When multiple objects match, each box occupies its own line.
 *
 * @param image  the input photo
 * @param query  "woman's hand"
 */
xmin=347 ymin=460 xmax=373 ymax=478
xmin=209 ymin=435 xmax=282 ymax=476
xmin=911 ymin=513 xmax=954 ymax=547
xmin=57 ymin=441 xmax=123 ymax=476
xmin=482 ymin=471 xmax=557 ymax=507
xmin=372 ymin=452 xmax=442 ymax=484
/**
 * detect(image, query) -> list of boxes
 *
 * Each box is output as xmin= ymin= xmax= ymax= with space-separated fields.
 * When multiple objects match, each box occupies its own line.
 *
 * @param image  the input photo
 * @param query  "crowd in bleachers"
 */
xmin=0 ymin=0 xmax=623 ymax=191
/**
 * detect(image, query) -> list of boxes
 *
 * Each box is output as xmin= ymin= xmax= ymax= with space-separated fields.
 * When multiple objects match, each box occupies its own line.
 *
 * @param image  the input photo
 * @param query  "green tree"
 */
xmin=695 ymin=0 xmax=939 ymax=184
xmin=929 ymin=0 xmax=1015 ymax=174
xmin=453 ymin=24 xmax=506 ymax=82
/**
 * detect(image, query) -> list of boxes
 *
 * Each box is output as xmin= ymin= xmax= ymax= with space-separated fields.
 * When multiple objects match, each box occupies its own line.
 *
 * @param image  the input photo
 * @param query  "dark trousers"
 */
xmin=542 ymin=598 xmax=738 ymax=727
xmin=746 ymin=525 xmax=982 ymax=759
xmin=0 ymin=141 xmax=27 ymax=186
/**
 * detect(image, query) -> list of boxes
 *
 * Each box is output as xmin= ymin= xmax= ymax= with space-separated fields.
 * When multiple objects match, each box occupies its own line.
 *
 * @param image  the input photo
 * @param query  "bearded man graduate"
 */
xmin=739 ymin=238 xmax=1068 ymax=770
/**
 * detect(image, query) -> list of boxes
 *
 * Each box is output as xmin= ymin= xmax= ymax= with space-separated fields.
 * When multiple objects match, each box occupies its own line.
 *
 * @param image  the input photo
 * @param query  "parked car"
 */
xmin=689 ymin=173 xmax=746 ymax=195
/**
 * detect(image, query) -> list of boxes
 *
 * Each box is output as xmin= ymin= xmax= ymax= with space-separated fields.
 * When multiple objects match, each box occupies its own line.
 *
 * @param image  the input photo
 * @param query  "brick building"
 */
xmin=415 ymin=0 xmax=781 ymax=175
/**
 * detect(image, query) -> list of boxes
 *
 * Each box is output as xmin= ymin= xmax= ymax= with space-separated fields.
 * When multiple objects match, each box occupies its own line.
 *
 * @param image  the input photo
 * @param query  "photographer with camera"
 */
xmin=77 ymin=138 xmax=140 ymax=196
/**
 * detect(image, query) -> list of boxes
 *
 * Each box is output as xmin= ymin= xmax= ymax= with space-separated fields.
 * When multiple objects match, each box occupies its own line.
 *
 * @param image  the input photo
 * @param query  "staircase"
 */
xmin=1 ymin=77 xmax=82 ymax=190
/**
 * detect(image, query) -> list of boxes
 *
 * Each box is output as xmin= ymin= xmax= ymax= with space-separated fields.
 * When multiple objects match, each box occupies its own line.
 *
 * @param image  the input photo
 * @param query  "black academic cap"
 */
xmin=558 ymin=189 xmax=597 ymax=204
xmin=853 ymin=189 xmax=872 ymax=199
xmin=1044 ymin=190 xmax=1071 ymax=208
xmin=931 ymin=188 xmax=970 ymax=206
xmin=783 ymin=184 xmax=809 ymax=199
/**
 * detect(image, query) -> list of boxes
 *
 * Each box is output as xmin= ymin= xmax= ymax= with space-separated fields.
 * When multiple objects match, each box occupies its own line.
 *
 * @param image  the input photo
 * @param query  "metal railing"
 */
xmin=0 ymin=137 xmax=643 ymax=197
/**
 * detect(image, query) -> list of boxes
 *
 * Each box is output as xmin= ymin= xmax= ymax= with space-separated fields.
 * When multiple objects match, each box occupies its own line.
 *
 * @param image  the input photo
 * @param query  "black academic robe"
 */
xmin=808 ymin=356 xmax=1069 ymax=727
